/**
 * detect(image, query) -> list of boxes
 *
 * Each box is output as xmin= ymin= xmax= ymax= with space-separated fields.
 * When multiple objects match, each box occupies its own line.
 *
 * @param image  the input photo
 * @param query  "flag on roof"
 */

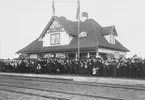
xmin=76 ymin=0 xmax=80 ymax=20
xmin=52 ymin=0 xmax=55 ymax=16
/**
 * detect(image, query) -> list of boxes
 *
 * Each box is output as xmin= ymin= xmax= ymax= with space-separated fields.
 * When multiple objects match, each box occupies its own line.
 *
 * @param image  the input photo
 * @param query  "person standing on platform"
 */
xmin=141 ymin=60 xmax=145 ymax=77
xmin=49 ymin=59 xmax=54 ymax=74
xmin=102 ymin=60 xmax=108 ymax=77
xmin=36 ymin=63 xmax=41 ymax=74
xmin=87 ymin=59 xmax=93 ymax=76
xmin=112 ymin=60 xmax=117 ymax=77
xmin=116 ymin=60 xmax=120 ymax=77
xmin=67 ymin=60 xmax=73 ymax=74
xmin=74 ymin=59 xmax=79 ymax=75
xmin=137 ymin=59 xmax=142 ymax=78
xmin=72 ymin=59 xmax=76 ymax=75
xmin=0 ymin=60 xmax=4 ymax=72
xmin=84 ymin=60 xmax=88 ymax=76
xmin=126 ymin=59 xmax=131 ymax=78
xmin=92 ymin=66 xmax=97 ymax=76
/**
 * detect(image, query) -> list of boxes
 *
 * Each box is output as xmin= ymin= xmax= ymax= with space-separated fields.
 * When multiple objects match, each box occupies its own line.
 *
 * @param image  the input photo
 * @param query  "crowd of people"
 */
xmin=0 ymin=56 xmax=145 ymax=78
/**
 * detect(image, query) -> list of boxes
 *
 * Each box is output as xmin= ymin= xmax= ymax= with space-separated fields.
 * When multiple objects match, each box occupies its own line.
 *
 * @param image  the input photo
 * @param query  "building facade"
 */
xmin=16 ymin=16 xmax=129 ymax=59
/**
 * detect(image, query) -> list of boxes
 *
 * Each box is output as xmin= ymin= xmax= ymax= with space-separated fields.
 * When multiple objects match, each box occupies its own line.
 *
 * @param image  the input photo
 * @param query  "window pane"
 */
xmin=50 ymin=33 xmax=60 ymax=45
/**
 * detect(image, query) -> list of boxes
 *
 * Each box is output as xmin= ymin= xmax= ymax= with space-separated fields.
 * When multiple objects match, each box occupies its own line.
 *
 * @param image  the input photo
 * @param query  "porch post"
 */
xmin=87 ymin=52 xmax=90 ymax=58
xmin=96 ymin=52 xmax=99 ymax=58
xmin=75 ymin=53 xmax=78 ymax=60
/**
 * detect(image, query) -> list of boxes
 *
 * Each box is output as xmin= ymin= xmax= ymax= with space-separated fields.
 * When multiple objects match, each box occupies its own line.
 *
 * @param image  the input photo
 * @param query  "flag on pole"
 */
xmin=76 ymin=0 xmax=80 ymax=20
xmin=76 ymin=0 xmax=80 ymax=59
xmin=52 ymin=0 xmax=55 ymax=16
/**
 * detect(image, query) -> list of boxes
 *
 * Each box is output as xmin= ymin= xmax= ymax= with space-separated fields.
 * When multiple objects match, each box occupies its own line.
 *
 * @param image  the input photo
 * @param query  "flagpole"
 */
xmin=78 ymin=14 xmax=80 ymax=59
xmin=77 ymin=0 xmax=80 ymax=59
xmin=52 ymin=0 xmax=55 ymax=16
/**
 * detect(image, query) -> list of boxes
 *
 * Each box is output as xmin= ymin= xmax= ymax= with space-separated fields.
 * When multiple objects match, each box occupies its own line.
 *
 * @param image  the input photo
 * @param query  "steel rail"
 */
xmin=0 ymin=83 xmax=123 ymax=100
xmin=2 ymin=75 xmax=145 ymax=91
xmin=0 ymin=87 xmax=68 ymax=100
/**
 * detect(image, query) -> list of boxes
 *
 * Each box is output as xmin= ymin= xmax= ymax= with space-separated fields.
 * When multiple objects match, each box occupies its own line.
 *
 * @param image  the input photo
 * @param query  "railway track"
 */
xmin=0 ymin=83 xmax=123 ymax=100
xmin=1 ymin=75 xmax=145 ymax=100
xmin=0 ymin=86 xmax=68 ymax=100
xmin=1 ymin=75 xmax=145 ymax=91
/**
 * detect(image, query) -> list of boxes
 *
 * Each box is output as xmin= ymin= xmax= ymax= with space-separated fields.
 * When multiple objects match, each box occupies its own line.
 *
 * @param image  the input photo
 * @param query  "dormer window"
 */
xmin=79 ymin=31 xmax=88 ymax=37
xmin=110 ymin=34 xmax=115 ymax=44
xmin=104 ymin=33 xmax=115 ymax=44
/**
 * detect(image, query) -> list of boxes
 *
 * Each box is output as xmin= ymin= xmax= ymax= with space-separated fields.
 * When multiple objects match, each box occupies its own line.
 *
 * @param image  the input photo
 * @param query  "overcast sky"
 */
xmin=0 ymin=0 xmax=145 ymax=59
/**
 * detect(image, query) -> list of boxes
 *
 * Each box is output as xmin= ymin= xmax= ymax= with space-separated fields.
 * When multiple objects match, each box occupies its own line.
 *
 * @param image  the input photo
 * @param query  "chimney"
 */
xmin=81 ymin=12 xmax=88 ymax=22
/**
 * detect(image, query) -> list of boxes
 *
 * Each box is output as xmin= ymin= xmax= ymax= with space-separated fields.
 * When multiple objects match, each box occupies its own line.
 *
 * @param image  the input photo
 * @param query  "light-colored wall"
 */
xmin=98 ymin=48 xmax=127 ymax=57
xmin=104 ymin=34 xmax=115 ymax=44
xmin=69 ymin=35 xmax=73 ymax=43
xmin=29 ymin=54 xmax=37 ymax=59
xmin=43 ymin=31 xmax=73 ymax=47
xmin=104 ymin=35 xmax=110 ymax=43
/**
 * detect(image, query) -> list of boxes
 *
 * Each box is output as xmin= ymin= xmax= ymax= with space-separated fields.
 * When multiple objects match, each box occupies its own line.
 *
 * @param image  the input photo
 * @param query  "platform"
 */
xmin=0 ymin=72 xmax=145 ymax=86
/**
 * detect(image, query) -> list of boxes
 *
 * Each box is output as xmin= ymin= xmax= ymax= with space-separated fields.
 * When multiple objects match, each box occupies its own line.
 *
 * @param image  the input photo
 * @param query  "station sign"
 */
xmin=56 ymin=53 xmax=66 ymax=58
xmin=44 ymin=54 xmax=52 ymax=58
xmin=30 ymin=54 xmax=37 ymax=59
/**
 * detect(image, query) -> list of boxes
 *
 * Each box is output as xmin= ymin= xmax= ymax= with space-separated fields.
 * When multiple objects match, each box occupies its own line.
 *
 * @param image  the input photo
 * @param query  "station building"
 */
xmin=16 ymin=15 xmax=129 ymax=59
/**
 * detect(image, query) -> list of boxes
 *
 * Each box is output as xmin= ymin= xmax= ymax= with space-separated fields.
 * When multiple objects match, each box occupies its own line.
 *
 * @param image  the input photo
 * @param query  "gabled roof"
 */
xmin=39 ymin=16 xmax=77 ymax=39
xmin=101 ymin=26 xmax=118 ymax=36
xmin=92 ymin=24 xmax=129 ymax=51
xmin=16 ymin=16 xmax=129 ymax=54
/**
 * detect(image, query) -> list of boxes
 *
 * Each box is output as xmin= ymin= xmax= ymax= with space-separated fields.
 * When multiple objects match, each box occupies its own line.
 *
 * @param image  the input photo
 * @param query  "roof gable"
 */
xmin=49 ymin=20 xmax=62 ymax=29
xmin=39 ymin=16 xmax=77 ymax=39
xmin=101 ymin=26 xmax=118 ymax=36
xmin=89 ymin=21 xmax=129 ymax=52
xmin=45 ymin=19 xmax=66 ymax=34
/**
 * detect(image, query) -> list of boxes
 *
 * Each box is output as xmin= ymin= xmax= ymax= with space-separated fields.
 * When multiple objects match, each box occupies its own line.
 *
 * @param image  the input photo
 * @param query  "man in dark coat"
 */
xmin=102 ymin=60 xmax=108 ymax=77
xmin=54 ymin=59 xmax=60 ymax=74
xmin=19 ymin=60 xmax=26 ymax=73
xmin=87 ymin=59 xmax=93 ymax=76
xmin=137 ymin=59 xmax=142 ymax=78
xmin=112 ymin=61 xmax=117 ymax=77
xmin=141 ymin=60 xmax=145 ymax=77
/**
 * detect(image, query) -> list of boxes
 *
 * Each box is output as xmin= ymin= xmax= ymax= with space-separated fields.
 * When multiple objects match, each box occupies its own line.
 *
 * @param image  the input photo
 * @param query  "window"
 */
xmin=79 ymin=31 xmax=87 ymax=37
xmin=50 ymin=33 xmax=60 ymax=45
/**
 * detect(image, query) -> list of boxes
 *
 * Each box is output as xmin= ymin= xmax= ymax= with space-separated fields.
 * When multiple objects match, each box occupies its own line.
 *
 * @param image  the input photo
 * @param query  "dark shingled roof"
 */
xmin=16 ymin=16 xmax=129 ymax=54
xmin=101 ymin=26 xmax=118 ymax=36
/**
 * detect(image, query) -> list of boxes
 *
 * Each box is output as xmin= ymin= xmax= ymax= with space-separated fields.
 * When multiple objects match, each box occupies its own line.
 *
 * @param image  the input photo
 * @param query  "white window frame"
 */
xmin=79 ymin=31 xmax=87 ymax=37
xmin=110 ymin=34 xmax=115 ymax=44
xmin=50 ymin=33 xmax=60 ymax=45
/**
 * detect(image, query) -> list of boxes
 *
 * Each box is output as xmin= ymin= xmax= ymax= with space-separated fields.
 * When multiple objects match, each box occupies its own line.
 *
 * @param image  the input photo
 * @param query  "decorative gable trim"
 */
xmin=49 ymin=20 xmax=62 ymax=29
xmin=39 ymin=16 xmax=76 ymax=40
xmin=46 ymin=20 xmax=64 ymax=34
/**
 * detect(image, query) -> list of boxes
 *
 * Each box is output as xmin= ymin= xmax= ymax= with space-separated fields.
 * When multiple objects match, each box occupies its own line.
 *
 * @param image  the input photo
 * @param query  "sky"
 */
xmin=0 ymin=0 xmax=145 ymax=59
